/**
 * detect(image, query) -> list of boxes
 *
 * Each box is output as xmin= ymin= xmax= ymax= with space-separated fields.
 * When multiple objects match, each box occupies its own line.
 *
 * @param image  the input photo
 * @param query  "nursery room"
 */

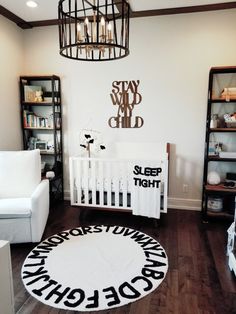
xmin=0 ymin=0 xmax=236 ymax=313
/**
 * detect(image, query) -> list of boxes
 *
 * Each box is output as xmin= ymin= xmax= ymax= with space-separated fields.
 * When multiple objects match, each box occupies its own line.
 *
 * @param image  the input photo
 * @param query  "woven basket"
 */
xmin=226 ymin=121 xmax=236 ymax=128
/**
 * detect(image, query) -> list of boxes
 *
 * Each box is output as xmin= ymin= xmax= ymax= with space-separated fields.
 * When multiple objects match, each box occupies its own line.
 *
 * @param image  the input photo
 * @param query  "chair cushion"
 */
xmin=0 ymin=198 xmax=31 ymax=218
xmin=0 ymin=150 xmax=41 ymax=198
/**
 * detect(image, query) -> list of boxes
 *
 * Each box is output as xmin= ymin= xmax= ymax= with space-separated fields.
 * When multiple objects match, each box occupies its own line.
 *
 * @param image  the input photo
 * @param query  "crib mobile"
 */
xmin=80 ymin=133 xmax=106 ymax=158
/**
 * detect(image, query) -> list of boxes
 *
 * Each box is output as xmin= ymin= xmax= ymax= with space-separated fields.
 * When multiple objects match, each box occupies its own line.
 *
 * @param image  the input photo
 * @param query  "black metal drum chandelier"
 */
xmin=58 ymin=0 xmax=130 ymax=61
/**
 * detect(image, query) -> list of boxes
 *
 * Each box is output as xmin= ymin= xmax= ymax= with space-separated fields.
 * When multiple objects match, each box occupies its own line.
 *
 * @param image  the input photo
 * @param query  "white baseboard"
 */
xmin=64 ymin=190 xmax=70 ymax=201
xmin=168 ymin=197 xmax=201 ymax=211
xmin=64 ymin=190 xmax=201 ymax=211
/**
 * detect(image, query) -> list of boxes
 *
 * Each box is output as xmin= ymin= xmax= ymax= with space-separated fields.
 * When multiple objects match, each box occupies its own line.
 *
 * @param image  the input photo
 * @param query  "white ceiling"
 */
xmin=0 ymin=0 xmax=236 ymax=22
xmin=129 ymin=0 xmax=236 ymax=11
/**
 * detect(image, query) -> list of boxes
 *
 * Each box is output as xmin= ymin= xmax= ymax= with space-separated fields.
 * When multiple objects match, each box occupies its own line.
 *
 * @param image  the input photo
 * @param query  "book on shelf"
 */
xmin=23 ymin=110 xmax=52 ymax=128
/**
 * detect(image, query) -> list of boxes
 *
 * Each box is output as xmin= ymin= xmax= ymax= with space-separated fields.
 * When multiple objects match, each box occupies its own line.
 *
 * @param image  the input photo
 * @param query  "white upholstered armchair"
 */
xmin=0 ymin=150 xmax=49 ymax=244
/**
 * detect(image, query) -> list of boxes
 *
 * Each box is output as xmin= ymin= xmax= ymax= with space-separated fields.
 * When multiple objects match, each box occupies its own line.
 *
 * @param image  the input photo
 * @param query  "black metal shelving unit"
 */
xmin=202 ymin=66 xmax=236 ymax=222
xmin=19 ymin=75 xmax=63 ymax=204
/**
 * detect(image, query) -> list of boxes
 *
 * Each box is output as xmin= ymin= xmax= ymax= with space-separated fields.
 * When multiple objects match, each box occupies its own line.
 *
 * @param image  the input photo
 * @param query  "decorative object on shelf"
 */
xmin=46 ymin=171 xmax=55 ymax=179
xmin=34 ymin=90 xmax=43 ymax=102
xmin=226 ymin=172 xmax=236 ymax=182
xmin=34 ymin=140 xmax=47 ymax=151
xmin=224 ymin=113 xmax=236 ymax=128
xmin=223 ymin=181 xmax=236 ymax=189
xmin=28 ymin=137 xmax=37 ymax=150
xmin=47 ymin=140 xmax=54 ymax=152
xmin=210 ymin=114 xmax=219 ymax=128
xmin=48 ymin=113 xmax=54 ymax=128
xmin=58 ymin=0 xmax=130 ymax=61
xmin=108 ymin=80 xmax=143 ymax=128
xmin=215 ymin=142 xmax=223 ymax=155
xmin=207 ymin=171 xmax=221 ymax=185
xmin=219 ymin=151 xmax=236 ymax=159
xmin=208 ymin=141 xmax=223 ymax=156
xmin=207 ymin=196 xmax=223 ymax=212
xmin=221 ymin=87 xmax=236 ymax=101
xmin=24 ymin=85 xmax=42 ymax=102
xmin=208 ymin=141 xmax=217 ymax=156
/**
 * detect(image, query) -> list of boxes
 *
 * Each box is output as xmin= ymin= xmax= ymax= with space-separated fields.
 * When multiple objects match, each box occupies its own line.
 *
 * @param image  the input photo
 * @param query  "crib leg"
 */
xmin=153 ymin=218 xmax=159 ymax=228
xmin=78 ymin=207 xmax=85 ymax=222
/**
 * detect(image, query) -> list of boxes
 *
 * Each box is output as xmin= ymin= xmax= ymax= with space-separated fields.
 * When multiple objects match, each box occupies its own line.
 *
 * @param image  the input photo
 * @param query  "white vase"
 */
xmin=207 ymin=171 xmax=221 ymax=185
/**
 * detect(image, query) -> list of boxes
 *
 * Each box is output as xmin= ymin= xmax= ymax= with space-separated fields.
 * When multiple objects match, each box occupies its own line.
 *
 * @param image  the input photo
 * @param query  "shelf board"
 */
xmin=205 ymin=184 xmax=236 ymax=194
xmin=24 ymin=127 xmax=54 ymax=130
xmin=207 ymin=156 xmax=236 ymax=162
xmin=22 ymin=101 xmax=61 ymax=106
xmin=209 ymin=128 xmax=236 ymax=132
xmin=20 ymin=75 xmax=60 ymax=81
xmin=40 ymin=151 xmax=56 ymax=155
xmin=206 ymin=210 xmax=234 ymax=219
xmin=210 ymin=98 xmax=236 ymax=103
xmin=210 ymin=66 xmax=236 ymax=73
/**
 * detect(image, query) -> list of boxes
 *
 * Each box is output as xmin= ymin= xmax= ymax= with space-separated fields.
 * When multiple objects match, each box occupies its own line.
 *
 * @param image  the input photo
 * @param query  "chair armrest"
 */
xmin=30 ymin=179 xmax=49 ymax=243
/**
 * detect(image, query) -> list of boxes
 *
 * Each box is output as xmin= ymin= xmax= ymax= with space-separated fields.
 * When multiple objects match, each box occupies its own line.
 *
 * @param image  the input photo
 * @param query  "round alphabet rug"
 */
xmin=22 ymin=225 xmax=168 ymax=311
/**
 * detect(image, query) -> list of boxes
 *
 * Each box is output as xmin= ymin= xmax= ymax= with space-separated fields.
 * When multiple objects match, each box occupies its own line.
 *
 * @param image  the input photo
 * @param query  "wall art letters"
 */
xmin=108 ymin=80 xmax=144 ymax=128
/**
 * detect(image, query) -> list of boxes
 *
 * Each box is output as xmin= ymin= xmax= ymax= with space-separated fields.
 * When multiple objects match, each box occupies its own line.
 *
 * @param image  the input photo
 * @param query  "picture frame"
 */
xmin=34 ymin=141 xmax=47 ymax=151
xmin=24 ymin=85 xmax=42 ymax=102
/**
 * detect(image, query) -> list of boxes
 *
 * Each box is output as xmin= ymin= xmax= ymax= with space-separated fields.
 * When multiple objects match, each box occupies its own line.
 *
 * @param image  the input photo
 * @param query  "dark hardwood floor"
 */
xmin=11 ymin=202 xmax=236 ymax=314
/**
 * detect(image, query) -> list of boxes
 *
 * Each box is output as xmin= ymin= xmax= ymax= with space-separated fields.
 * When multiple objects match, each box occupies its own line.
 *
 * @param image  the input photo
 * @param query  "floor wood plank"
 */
xmin=9 ymin=202 xmax=236 ymax=314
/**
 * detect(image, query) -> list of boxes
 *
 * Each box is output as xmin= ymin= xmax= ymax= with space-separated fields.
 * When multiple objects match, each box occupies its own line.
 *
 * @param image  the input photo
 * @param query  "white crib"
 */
xmin=69 ymin=143 xmax=169 ymax=219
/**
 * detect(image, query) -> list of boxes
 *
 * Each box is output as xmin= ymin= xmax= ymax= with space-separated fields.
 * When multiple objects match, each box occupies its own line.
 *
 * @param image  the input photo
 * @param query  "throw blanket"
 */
xmin=131 ymin=161 xmax=163 ymax=219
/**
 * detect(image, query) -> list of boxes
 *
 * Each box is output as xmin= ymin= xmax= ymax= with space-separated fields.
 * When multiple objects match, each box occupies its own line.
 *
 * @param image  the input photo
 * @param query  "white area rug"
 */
xmin=22 ymin=225 xmax=168 ymax=311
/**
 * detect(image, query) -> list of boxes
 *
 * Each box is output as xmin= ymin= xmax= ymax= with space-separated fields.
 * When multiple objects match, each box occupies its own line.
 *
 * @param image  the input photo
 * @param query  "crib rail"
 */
xmin=69 ymin=157 xmax=168 ymax=215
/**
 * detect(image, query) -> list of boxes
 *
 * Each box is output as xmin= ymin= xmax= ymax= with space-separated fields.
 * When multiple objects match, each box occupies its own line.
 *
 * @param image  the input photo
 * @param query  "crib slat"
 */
xmin=106 ymin=161 xmax=112 ymax=206
xmin=153 ymin=160 xmax=161 ymax=218
xmin=98 ymin=160 xmax=104 ymax=206
xmin=83 ymin=160 xmax=89 ymax=205
xmin=114 ymin=161 xmax=119 ymax=208
xmin=91 ymin=159 xmax=96 ymax=206
xmin=69 ymin=158 xmax=75 ymax=204
xmin=76 ymin=159 xmax=82 ymax=204
xmin=155 ymin=183 xmax=161 ymax=219
xmin=122 ymin=161 xmax=127 ymax=208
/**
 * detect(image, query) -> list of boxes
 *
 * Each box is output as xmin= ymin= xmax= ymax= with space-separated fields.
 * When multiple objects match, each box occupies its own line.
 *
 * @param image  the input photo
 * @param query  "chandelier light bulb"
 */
xmin=77 ymin=23 xmax=82 ymax=41
xmin=84 ymin=17 xmax=89 ymax=26
xmin=107 ymin=22 xmax=112 ymax=41
xmin=100 ymin=16 xmax=105 ymax=37
xmin=107 ymin=22 xmax=112 ymax=31
xmin=84 ymin=17 xmax=90 ymax=37
xmin=101 ymin=16 xmax=105 ymax=26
